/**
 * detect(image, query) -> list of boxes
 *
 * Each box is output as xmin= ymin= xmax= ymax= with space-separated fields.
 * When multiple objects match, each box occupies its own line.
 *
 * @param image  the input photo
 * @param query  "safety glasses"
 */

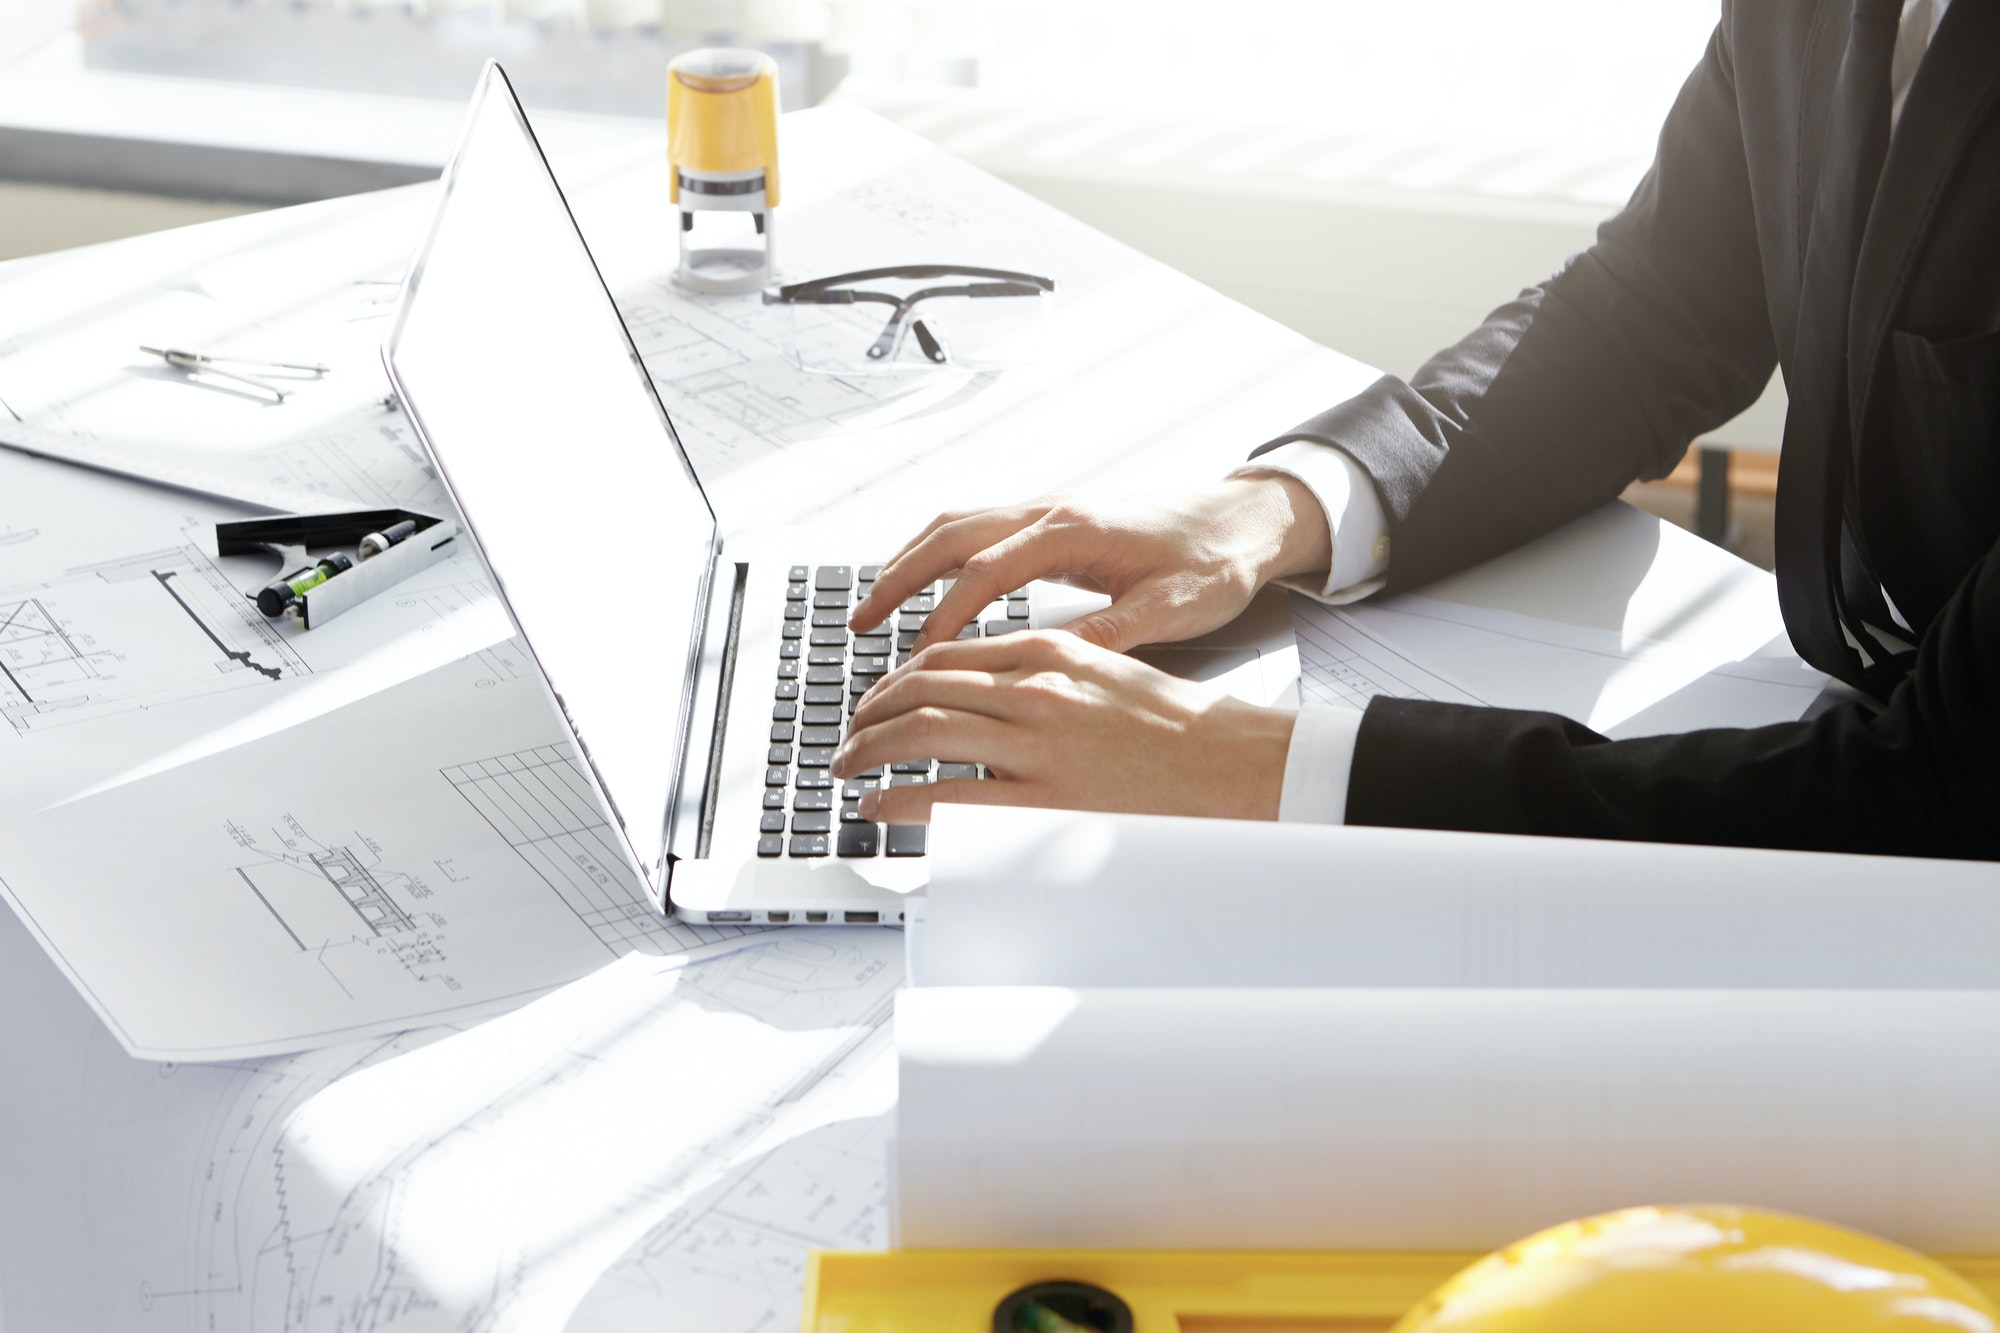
xmin=763 ymin=265 xmax=1057 ymax=374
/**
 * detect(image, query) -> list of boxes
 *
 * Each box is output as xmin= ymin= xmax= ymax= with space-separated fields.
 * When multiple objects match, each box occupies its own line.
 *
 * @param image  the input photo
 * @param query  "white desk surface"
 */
xmin=0 ymin=103 xmax=1812 ymax=1333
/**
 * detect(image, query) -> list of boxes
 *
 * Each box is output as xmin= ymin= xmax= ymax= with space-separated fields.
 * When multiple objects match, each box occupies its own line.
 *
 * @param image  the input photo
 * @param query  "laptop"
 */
xmin=384 ymin=63 xmax=1298 ymax=926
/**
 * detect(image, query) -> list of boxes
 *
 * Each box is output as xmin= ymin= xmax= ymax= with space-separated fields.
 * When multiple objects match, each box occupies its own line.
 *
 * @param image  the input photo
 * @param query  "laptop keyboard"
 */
xmin=759 ymin=563 xmax=1027 ymax=860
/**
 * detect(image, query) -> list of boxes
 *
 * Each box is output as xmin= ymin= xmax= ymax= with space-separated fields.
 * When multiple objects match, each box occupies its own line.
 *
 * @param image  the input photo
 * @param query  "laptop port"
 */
xmin=766 ymin=910 xmax=791 ymax=923
xmin=843 ymin=910 xmax=880 ymax=923
xmin=805 ymin=911 xmax=828 ymax=923
xmin=707 ymin=911 xmax=751 ymax=923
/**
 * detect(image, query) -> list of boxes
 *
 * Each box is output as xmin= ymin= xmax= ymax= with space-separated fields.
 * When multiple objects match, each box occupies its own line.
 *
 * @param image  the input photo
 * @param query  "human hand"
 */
xmin=848 ymin=472 xmax=1333 ymax=653
xmin=829 ymin=630 xmax=1296 ymax=825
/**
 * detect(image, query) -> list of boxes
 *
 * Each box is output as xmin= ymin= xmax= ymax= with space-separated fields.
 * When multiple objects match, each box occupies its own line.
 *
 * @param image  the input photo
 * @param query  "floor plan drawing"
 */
xmin=0 ymin=539 xmax=310 ymax=737
xmin=444 ymin=742 xmax=767 ymax=957
xmin=131 ymin=932 xmax=903 ymax=1333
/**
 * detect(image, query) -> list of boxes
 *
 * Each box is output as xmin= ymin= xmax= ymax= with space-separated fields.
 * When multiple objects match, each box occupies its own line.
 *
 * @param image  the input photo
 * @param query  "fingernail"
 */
xmin=858 ymin=790 xmax=881 ymax=817
xmin=830 ymin=744 xmax=850 ymax=776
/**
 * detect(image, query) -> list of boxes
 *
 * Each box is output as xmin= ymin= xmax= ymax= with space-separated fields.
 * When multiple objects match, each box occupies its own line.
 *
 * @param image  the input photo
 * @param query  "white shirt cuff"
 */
xmin=1231 ymin=440 xmax=1391 ymax=605
xmin=1277 ymin=703 xmax=1365 ymax=825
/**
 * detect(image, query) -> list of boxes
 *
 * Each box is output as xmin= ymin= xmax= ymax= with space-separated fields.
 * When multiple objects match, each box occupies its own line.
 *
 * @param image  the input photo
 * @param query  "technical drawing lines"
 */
xmin=443 ymin=745 xmax=764 ymax=955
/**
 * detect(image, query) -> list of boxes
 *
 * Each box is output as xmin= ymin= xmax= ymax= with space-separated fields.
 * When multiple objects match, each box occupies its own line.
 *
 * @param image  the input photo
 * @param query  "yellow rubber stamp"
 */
xmin=667 ymin=47 xmax=780 ymax=293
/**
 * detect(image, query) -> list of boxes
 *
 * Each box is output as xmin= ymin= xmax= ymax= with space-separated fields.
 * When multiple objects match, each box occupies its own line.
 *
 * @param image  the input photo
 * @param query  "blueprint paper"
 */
xmin=1290 ymin=501 xmax=1833 ymax=732
xmin=0 ymin=649 xmax=765 ymax=1060
xmin=920 ymin=806 xmax=2000 ymax=990
xmin=0 ymin=901 xmax=900 ymax=1333
xmin=896 ymin=987 xmax=2000 ymax=1253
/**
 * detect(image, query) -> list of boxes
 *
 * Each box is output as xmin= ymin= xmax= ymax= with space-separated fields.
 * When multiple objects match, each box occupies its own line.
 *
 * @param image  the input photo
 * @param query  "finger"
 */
xmin=851 ymin=504 xmax=1048 ymax=631
xmin=846 ymin=666 xmax=1015 ymax=735
xmin=859 ymin=775 xmax=1020 ymax=825
xmin=883 ymin=627 xmax=1084 ymax=688
xmin=913 ymin=523 xmax=1079 ymax=650
xmin=831 ymin=705 xmax=1021 ymax=781
xmin=1058 ymin=586 xmax=1176 ymax=654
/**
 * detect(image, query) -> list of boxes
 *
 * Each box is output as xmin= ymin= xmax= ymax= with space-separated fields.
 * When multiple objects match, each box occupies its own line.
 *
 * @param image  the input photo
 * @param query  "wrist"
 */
xmin=1235 ymin=469 xmax=1334 ymax=586
xmin=1205 ymin=699 xmax=1296 ymax=822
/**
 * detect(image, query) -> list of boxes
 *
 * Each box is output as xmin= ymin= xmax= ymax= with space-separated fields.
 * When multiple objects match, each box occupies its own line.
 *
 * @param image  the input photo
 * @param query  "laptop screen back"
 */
xmin=386 ymin=65 xmax=718 ymax=893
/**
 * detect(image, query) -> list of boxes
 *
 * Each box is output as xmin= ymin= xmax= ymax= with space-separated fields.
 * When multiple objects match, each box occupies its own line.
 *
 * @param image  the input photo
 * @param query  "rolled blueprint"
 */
xmin=919 ymin=806 xmax=2000 ymax=990
xmin=895 ymin=987 xmax=2000 ymax=1253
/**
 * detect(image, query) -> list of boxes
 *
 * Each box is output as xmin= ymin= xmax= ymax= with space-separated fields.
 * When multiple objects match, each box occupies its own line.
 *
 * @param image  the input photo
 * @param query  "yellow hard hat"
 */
xmin=1390 ymin=1205 xmax=1998 ymax=1333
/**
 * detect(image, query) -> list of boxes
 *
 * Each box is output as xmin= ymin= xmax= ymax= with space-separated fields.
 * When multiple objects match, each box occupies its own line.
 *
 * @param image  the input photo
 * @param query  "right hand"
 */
xmin=849 ymin=471 xmax=1334 ymax=653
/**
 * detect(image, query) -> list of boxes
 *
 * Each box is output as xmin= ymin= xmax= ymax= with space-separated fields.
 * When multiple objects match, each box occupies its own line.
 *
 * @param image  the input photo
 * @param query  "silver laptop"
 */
xmin=384 ymin=62 xmax=1298 ymax=926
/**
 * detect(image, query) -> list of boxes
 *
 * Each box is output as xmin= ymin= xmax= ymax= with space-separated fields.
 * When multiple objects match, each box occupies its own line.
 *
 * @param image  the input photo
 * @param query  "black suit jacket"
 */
xmin=1255 ymin=0 xmax=2000 ymax=859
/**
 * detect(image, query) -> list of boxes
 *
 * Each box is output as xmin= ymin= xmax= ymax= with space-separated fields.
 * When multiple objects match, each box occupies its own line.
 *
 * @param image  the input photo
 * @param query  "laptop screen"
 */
xmin=387 ymin=64 xmax=719 ymax=893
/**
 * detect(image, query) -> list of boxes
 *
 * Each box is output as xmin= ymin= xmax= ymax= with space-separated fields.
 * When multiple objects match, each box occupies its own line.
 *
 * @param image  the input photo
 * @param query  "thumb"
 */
xmin=1063 ymin=594 xmax=1161 ymax=654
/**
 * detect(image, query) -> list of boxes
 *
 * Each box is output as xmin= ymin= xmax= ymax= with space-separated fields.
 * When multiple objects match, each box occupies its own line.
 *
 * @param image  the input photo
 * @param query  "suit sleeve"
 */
xmin=1251 ymin=15 xmax=1779 ymax=592
xmin=1348 ymin=533 xmax=2000 ymax=859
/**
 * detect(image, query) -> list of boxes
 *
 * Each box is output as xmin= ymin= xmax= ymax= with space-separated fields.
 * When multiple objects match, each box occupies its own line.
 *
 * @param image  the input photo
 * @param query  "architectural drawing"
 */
xmin=141 ymin=932 xmax=901 ymax=1333
xmin=444 ymin=742 xmax=766 ymax=956
xmin=0 ymin=538 xmax=310 ymax=736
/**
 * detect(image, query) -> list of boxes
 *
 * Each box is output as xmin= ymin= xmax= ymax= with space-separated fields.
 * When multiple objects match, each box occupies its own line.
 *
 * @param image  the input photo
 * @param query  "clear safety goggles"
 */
xmin=763 ymin=265 xmax=1057 ymax=374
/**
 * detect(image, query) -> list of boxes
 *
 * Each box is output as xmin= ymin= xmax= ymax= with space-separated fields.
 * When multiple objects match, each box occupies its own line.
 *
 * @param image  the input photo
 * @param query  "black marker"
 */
xmin=357 ymin=519 xmax=418 ymax=561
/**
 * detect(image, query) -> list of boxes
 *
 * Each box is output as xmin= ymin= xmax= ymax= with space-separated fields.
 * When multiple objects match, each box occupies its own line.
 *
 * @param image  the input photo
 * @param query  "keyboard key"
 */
xmin=897 ymin=613 xmax=926 ymax=633
xmin=957 ymin=624 xmax=984 ymax=639
xmin=811 ymin=608 xmax=848 ymax=628
xmin=897 ymin=631 xmax=919 ymax=651
xmin=789 ymin=834 xmax=830 ymax=857
xmin=805 ymin=666 xmax=844 ymax=685
xmin=837 ymin=823 xmax=881 ymax=857
xmin=808 ymin=646 xmax=846 ymax=666
xmin=853 ymin=633 xmax=892 ymax=655
xmin=768 ymin=745 xmax=794 ymax=765
xmin=896 ymin=650 xmax=911 ymax=666
xmin=886 ymin=825 xmax=927 ymax=857
xmin=840 ymin=800 xmax=867 ymax=823
xmin=1007 ymin=589 xmax=1029 ymax=602
xmin=788 ymin=565 xmax=808 ymax=581
xmin=786 ymin=580 xmax=809 ymax=600
xmin=799 ymin=726 xmax=841 ymax=748
xmin=849 ymin=675 xmax=875 ymax=695
xmin=770 ymin=722 xmax=795 ymax=744
xmin=792 ymin=811 xmax=833 ymax=834
xmin=859 ymin=565 xmax=884 ymax=582
xmin=763 ymin=789 xmax=785 ymax=809
xmin=799 ymin=747 xmax=836 ymax=768
xmin=760 ymin=811 xmax=785 ymax=833
xmin=782 ymin=622 xmax=804 ymax=640
xmin=801 ymin=705 xmax=842 ymax=726
xmin=783 ymin=603 xmax=808 ymax=620
xmin=780 ymin=641 xmax=802 ymax=660
xmin=773 ymin=702 xmax=798 ymax=722
xmin=937 ymin=763 xmax=980 ymax=781
xmin=765 ymin=766 xmax=790 ymax=787
xmin=804 ymin=685 xmax=844 ymax=706
xmin=902 ymin=595 xmax=935 ymax=613
xmin=852 ymin=656 xmax=888 ymax=676
xmin=813 ymin=590 xmax=850 ymax=609
xmin=1007 ymin=603 xmax=1030 ymax=620
xmin=758 ymin=833 xmax=783 ymax=857
xmin=775 ymin=680 xmax=800 ymax=701
xmin=814 ymin=565 xmax=853 ymax=591
xmin=809 ymin=627 xmax=848 ymax=646
xmin=892 ymin=759 xmax=932 ymax=774
xmin=796 ymin=770 xmax=834 ymax=789
xmin=842 ymin=777 xmax=882 ymax=800
xmin=848 ymin=695 xmax=863 ymax=717
xmin=985 ymin=620 xmax=1025 ymax=636
xmin=777 ymin=660 xmax=799 ymax=680
xmin=793 ymin=789 xmax=833 ymax=812
xmin=890 ymin=773 xmax=930 ymax=788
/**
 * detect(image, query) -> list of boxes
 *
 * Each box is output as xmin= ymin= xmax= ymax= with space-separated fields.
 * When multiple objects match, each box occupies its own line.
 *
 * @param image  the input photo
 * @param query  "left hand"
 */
xmin=830 ymin=630 xmax=1296 ymax=825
